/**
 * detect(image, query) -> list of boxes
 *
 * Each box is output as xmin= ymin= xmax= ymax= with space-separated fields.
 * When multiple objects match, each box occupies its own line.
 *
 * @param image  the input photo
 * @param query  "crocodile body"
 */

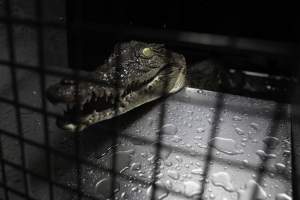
xmin=47 ymin=41 xmax=187 ymax=132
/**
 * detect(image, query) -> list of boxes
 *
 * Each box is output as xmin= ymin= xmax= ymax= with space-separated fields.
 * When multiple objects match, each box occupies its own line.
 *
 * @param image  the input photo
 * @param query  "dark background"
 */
xmin=81 ymin=1 xmax=298 ymax=42
xmin=66 ymin=0 xmax=299 ymax=74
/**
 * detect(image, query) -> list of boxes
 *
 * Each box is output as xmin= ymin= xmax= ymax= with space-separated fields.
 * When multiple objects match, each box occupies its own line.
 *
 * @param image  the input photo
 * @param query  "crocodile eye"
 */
xmin=142 ymin=47 xmax=154 ymax=58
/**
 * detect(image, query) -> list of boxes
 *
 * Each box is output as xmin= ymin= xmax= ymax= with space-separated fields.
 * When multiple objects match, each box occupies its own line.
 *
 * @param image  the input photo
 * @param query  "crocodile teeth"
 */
xmin=86 ymin=95 xmax=92 ymax=103
xmin=93 ymin=110 xmax=98 ymax=115
xmin=98 ymin=89 xmax=104 ymax=97
xmin=111 ymin=98 xmax=115 ymax=104
xmin=119 ymin=89 xmax=125 ymax=96
xmin=105 ymin=89 xmax=111 ymax=97
xmin=81 ymin=98 xmax=87 ymax=106
xmin=63 ymin=123 xmax=77 ymax=132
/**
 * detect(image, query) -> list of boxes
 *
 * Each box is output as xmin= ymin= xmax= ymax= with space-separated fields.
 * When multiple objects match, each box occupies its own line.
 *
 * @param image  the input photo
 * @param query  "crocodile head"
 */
xmin=46 ymin=41 xmax=186 ymax=132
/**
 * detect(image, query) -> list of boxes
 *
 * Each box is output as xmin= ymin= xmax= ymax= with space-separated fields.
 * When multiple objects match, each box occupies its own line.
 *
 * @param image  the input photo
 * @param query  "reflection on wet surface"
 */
xmin=0 ymin=87 xmax=292 ymax=199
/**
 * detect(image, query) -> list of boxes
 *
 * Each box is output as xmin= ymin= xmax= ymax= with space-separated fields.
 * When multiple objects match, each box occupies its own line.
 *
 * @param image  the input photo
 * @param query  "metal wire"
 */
xmin=35 ymin=0 xmax=54 ymax=199
xmin=3 ymin=0 xmax=30 ymax=198
xmin=150 ymin=51 xmax=173 ymax=200
xmin=198 ymin=93 xmax=224 ymax=199
xmin=250 ymin=103 xmax=284 ymax=199
xmin=0 ymin=134 xmax=9 ymax=199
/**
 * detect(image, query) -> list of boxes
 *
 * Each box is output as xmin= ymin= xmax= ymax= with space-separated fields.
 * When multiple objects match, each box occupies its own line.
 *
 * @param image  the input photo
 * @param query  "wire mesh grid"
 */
xmin=0 ymin=0 xmax=295 ymax=200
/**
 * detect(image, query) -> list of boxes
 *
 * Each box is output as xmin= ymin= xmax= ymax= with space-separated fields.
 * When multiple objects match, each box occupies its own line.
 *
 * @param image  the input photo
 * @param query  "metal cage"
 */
xmin=0 ymin=0 xmax=299 ymax=200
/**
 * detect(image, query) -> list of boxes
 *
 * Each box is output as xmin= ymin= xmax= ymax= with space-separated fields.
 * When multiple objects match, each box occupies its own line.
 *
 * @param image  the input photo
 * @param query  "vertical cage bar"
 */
xmin=291 ymin=106 xmax=298 ymax=200
xmin=74 ymin=122 xmax=82 ymax=199
xmin=198 ymin=93 xmax=223 ymax=199
xmin=35 ymin=0 xmax=54 ymax=199
xmin=0 ymin=134 xmax=9 ymax=199
xmin=150 ymin=100 xmax=166 ymax=200
xmin=250 ymin=103 xmax=283 ymax=199
xmin=73 ymin=48 xmax=83 ymax=199
xmin=70 ymin=0 xmax=84 ymax=198
xmin=109 ymin=41 xmax=123 ymax=199
xmin=4 ymin=0 xmax=30 ymax=198
xmin=150 ymin=52 xmax=174 ymax=200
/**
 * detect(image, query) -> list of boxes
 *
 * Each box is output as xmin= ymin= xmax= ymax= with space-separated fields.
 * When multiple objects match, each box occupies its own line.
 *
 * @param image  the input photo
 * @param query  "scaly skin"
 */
xmin=46 ymin=41 xmax=187 ymax=132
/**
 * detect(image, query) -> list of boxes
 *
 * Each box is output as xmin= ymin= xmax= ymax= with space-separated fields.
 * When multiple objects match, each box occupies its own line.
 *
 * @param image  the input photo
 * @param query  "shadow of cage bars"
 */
xmin=0 ymin=0 xmax=296 ymax=200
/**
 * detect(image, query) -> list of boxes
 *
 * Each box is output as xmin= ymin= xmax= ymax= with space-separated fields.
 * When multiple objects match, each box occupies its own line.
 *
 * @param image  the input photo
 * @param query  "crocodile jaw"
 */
xmin=58 ymin=66 xmax=186 ymax=132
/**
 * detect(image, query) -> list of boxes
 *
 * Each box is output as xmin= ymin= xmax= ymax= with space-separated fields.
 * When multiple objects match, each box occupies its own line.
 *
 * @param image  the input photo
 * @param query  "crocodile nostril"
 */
xmin=61 ymin=79 xmax=75 ymax=85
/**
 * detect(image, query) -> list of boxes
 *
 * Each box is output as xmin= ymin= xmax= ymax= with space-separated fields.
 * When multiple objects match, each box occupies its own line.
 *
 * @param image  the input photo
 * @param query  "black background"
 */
xmin=66 ymin=0 xmax=299 ymax=73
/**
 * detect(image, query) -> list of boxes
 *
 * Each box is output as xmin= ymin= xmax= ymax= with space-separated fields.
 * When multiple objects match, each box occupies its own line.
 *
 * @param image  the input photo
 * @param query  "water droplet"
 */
xmin=274 ymin=163 xmax=286 ymax=173
xmin=164 ymin=160 xmax=173 ymax=167
xmin=211 ymin=172 xmax=235 ymax=192
xmin=269 ymin=172 xmax=275 ymax=178
xmin=165 ymin=180 xmax=173 ymax=190
xmin=95 ymin=177 xmax=120 ymax=198
xmin=237 ymin=180 xmax=267 ymax=200
xmin=194 ymin=136 xmax=202 ymax=140
xmin=207 ymin=118 xmax=212 ymax=124
xmin=283 ymin=150 xmax=291 ymax=157
xmin=191 ymin=168 xmax=203 ymax=175
xmin=209 ymin=137 xmax=244 ymax=155
xmin=146 ymin=183 xmax=169 ymax=200
xmin=131 ymin=186 xmax=138 ymax=192
xmin=209 ymin=193 xmax=216 ymax=199
xmin=156 ymin=172 xmax=163 ymax=179
xmin=233 ymin=115 xmax=242 ymax=121
xmin=183 ymin=181 xmax=202 ymax=198
xmin=252 ymin=138 xmax=258 ymax=143
xmin=130 ymin=162 xmax=141 ymax=171
xmin=197 ymin=89 xmax=203 ymax=94
xmin=161 ymin=123 xmax=177 ymax=135
xmin=235 ymin=128 xmax=245 ymax=135
xmin=175 ymin=155 xmax=183 ymax=163
xmin=275 ymin=193 xmax=292 ymax=200
xmin=141 ymin=152 xmax=147 ymax=157
xmin=242 ymin=160 xmax=249 ymax=166
xmin=120 ymin=166 xmax=129 ymax=173
xmin=147 ymin=155 xmax=155 ymax=163
xmin=263 ymin=137 xmax=280 ymax=149
xmin=197 ymin=127 xmax=205 ymax=133
xmin=120 ymin=191 xmax=127 ymax=199
xmin=250 ymin=122 xmax=259 ymax=131
xmin=256 ymin=150 xmax=277 ymax=160
xmin=171 ymin=135 xmax=182 ymax=143
xmin=167 ymin=170 xmax=180 ymax=180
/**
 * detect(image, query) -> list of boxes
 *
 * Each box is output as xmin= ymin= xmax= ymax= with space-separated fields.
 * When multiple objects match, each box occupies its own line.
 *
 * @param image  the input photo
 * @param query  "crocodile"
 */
xmin=46 ymin=41 xmax=187 ymax=132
